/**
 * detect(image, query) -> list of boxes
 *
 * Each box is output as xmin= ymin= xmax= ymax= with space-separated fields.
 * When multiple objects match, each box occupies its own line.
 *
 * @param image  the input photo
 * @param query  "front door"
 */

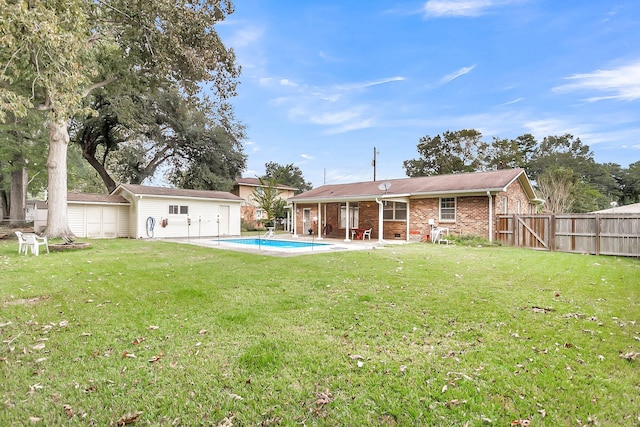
xmin=302 ymin=208 xmax=311 ymax=234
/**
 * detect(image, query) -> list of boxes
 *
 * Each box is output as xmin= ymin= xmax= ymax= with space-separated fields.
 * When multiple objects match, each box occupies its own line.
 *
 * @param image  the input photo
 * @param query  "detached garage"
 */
xmin=112 ymin=184 xmax=243 ymax=239
xmin=67 ymin=193 xmax=130 ymax=238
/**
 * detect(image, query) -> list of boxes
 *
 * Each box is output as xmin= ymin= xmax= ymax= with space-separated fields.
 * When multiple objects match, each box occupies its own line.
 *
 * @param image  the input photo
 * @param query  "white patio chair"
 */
xmin=362 ymin=228 xmax=372 ymax=240
xmin=23 ymin=233 xmax=49 ymax=256
xmin=15 ymin=231 xmax=28 ymax=254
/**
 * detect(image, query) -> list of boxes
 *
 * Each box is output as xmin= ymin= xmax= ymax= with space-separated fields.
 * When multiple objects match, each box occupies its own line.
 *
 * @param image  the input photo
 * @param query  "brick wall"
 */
xmin=293 ymin=178 xmax=535 ymax=241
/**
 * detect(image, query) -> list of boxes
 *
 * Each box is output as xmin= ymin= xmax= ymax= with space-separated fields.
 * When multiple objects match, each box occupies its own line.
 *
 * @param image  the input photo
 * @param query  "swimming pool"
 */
xmin=218 ymin=238 xmax=330 ymax=250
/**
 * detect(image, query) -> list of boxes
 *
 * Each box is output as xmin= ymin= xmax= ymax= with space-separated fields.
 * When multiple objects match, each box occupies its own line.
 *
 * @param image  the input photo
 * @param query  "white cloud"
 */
xmin=553 ymin=61 xmax=640 ymax=102
xmin=499 ymin=97 xmax=524 ymax=106
xmin=423 ymin=0 xmax=498 ymax=17
xmin=300 ymin=154 xmax=314 ymax=160
xmin=438 ymin=65 xmax=476 ymax=85
xmin=279 ymin=79 xmax=299 ymax=88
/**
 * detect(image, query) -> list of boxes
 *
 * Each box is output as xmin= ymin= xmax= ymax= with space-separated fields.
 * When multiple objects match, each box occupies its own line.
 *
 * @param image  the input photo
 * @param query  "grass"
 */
xmin=0 ymin=237 xmax=639 ymax=426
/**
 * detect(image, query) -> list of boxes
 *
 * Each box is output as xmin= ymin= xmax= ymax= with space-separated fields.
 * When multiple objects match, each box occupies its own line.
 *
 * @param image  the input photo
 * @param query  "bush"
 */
xmin=450 ymin=234 xmax=501 ymax=247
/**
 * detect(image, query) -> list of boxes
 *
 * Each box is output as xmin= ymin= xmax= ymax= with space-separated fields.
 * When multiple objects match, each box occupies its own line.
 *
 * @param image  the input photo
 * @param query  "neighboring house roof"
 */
xmin=67 ymin=193 xmax=130 ymax=205
xmin=114 ymin=184 xmax=243 ymax=201
xmin=235 ymin=177 xmax=298 ymax=192
xmin=591 ymin=202 xmax=640 ymax=214
xmin=289 ymin=169 xmax=538 ymax=203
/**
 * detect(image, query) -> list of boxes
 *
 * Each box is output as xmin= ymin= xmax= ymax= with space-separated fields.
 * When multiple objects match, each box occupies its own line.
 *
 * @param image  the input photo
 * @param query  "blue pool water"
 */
xmin=219 ymin=238 xmax=329 ymax=249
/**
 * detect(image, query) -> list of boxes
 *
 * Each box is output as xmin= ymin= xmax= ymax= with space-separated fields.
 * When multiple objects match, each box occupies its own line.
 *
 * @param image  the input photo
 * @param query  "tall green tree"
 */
xmin=486 ymin=134 xmax=537 ymax=170
xmin=1 ymin=0 xmax=240 ymax=237
xmin=403 ymin=129 xmax=488 ymax=177
xmin=263 ymin=162 xmax=312 ymax=194
xmin=73 ymin=88 xmax=246 ymax=193
xmin=620 ymin=161 xmax=640 ymax=204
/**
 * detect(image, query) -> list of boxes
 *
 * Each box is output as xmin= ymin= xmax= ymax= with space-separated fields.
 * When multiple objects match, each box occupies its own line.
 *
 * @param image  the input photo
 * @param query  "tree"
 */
xmin=403 ymin=129 xmax=488 ymax=177
xmin=527 ymin=134 xmax=595 ymax=181
xmin=250 ymin=177 xmax=282 ymax=227
xmin=73 ymin=88 xmax=246 ymax=193
xmin=618 ymin=161 xmax=640 ymax=204
xmin=1 ymin=0 xmax=240 ymax=238
xmin=263 ymin=162 xmax=312 ymax=194
xmin=486 ymin=134 xmax=537 ymax=170
xmin=536 ymin=167 xmax=577 ymax=213
xmin=0 ymin=111 xmax=48 ymax=224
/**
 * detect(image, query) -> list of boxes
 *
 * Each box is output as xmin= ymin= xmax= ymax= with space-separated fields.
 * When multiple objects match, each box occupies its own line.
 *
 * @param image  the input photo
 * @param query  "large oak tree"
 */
xmin=1 ymin=0 xmax=239 ymax=237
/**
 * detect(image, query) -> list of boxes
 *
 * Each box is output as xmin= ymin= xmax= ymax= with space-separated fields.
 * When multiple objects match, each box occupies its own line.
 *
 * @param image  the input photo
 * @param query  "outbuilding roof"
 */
xmin=114 ymin=184 xmax=243 ymax=201
xmin=289 ymin=168 xmax=537 ymax=202
xmin=234 ymin=177 xmax=299 ymax=191
xmin=67 ymin=193 xmax=130 ymax=204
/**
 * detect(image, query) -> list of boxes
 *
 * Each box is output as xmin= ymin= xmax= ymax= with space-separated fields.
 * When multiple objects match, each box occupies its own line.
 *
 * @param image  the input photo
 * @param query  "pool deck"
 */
xmin=172 ymin=234 xmax=407 ymax=256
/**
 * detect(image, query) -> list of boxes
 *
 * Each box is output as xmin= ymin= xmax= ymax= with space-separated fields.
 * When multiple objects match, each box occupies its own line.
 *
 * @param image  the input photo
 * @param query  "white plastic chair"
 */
xmin=23 ymin=233 xmax=49 ymax=256
xmin=362 ymin=228 xmax=372 ymax=240
xmin=15 ymin=231 xmax=27 ymax=254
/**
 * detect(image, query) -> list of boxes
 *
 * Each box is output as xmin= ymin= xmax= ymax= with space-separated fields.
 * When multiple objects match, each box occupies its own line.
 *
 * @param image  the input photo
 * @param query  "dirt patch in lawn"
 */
xmin=2 ymin=295 xmax=50 ymax=308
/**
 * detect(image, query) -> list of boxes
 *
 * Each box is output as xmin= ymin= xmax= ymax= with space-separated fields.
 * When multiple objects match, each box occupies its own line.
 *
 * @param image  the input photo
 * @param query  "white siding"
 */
xmin=134 ymin=197 xmax=241 ymax=238
xmin=67 ymin=203 xmax=130 ymax=238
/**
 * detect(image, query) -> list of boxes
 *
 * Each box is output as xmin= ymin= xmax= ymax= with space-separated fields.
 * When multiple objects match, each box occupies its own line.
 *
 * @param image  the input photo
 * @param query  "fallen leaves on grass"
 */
xmin=315 ymin=389 xmax=334 ymax=407
xmin=113 ymin=411 xmax=143 ymax=426
xmin=531 ymin=306 xmax=553 ymax=313
xmin=511 ymin=420 xmax=531 ymax=426
xmin=63 ymin=404 xmax=74 ymax=418
xmin=148 ymin=353 xmax=164 ymax=363
xmin=122 ymin=351 xmax=136 ymax=359
xmin=620 ymin=351 xmax=639 ymax=361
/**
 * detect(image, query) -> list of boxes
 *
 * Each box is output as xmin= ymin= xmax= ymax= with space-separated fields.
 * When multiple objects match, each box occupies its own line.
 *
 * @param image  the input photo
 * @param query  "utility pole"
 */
xmin=372 ymin=146 xmax=379 ymax=181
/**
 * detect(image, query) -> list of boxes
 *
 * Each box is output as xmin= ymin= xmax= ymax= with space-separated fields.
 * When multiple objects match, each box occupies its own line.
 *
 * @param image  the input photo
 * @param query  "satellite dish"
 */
xmin=378 ymin=182 xmax=392 ymax=193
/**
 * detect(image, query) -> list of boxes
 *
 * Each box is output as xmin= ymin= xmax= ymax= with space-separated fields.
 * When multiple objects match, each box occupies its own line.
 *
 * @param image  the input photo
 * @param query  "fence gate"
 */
xmin=497 ymin=214 xmax=551 ymax=250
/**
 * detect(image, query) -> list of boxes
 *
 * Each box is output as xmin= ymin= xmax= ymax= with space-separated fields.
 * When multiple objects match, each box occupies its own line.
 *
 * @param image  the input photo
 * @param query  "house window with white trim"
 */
xmin=516 ymin=200 xmax=521 ymax=214
xmin=340 ymin=203 xmax=359 ymax=228
xmin=383 ymin=201 xmax=407 ymax=220
xmin=502 ymin=196 xmax=508 ymax=214
xmin=439 ymin=197 xmax=456 ymax=221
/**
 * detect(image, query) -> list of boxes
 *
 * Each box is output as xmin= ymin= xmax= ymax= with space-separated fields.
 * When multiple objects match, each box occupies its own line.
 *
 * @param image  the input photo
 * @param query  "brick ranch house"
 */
xmin=288 ymin=168 xmax=541 ymax=242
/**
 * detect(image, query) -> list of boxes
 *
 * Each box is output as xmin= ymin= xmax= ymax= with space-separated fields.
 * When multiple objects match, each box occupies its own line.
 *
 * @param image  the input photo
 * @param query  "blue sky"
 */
xmin=218 ymin=0 xmax=640 ymax=187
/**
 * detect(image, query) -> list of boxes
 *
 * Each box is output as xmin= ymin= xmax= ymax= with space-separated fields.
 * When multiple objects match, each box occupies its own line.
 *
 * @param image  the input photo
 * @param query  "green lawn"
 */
xmin=1 ymin=238 xmax=639 ymax=426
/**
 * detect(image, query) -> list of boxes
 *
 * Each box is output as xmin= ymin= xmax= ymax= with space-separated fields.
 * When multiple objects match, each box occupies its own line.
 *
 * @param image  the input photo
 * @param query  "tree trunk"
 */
xmin=9 ymin=167 xmax=27 ymax=226
xmin=83 ymin=152 xmax=117 ymax=193
xmin=45 ymin=120 xmax=75 ymax=238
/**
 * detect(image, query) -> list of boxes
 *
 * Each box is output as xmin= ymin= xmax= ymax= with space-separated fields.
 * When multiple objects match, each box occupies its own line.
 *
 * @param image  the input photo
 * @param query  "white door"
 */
xmin=219 ymin=205 xmax=230 ymax=236
xmin=302 ymin=208 xmax=311 ymax=235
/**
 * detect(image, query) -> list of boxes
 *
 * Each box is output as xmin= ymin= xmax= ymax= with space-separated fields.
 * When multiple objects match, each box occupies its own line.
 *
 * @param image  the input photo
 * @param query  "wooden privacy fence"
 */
xmin=496 ymin=214 xmax=640 ymax=257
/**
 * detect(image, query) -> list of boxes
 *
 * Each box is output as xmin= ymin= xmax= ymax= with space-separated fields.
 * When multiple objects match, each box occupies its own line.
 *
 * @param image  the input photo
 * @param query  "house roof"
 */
xmin=235 ymin=177 xmax=298 ymax=191
xmin=289 ymin=169 xmax=538 ymax=202
xmin=114 ymin=184 xmax=243 ymax=202
xmin=67 ymin=193 xmax=130 ymax=205
xmin=591 ymin=202 xmax=640 ymax=214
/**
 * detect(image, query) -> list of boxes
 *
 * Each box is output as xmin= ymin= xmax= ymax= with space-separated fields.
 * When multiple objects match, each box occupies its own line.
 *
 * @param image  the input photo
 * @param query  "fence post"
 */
xmin=549 ymin=215 xmax=556 ymax=251
xmin=595 ymin=214 xmax=600 ymax=256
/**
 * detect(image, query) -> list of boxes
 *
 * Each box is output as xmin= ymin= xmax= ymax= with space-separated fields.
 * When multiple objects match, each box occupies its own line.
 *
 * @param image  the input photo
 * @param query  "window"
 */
xmin=383 ymin=201 xmax=407 ymax=220
xmin=439 ymin=197 xmax=456 ymax=221
xmin=256 ymin=209 xmax=264 ymax=220
xmin=169 ymin=205 xmax=189 ymax=215
xmin=502 ymin=196 xmax=508 ymax=214
xmin=516 ymin=200 xmax=521 ymax=214
xmin=340 ymin=203 xmax=359 ymax=228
